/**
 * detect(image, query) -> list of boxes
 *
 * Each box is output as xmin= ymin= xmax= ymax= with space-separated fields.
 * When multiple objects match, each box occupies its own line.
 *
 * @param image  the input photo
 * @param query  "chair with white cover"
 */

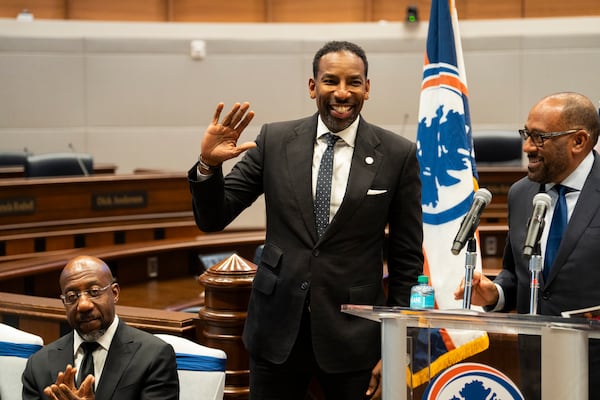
xmin=154 ymin=334 xmax=227 ymax=400
xmin=0 ymin=323 xmax=43 ymax=400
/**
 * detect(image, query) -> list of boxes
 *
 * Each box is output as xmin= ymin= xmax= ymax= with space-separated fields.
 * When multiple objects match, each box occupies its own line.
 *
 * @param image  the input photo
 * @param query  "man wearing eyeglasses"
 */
xmin=22 ymin=255 xmax=179 ymax=399
xmin=455 ymin=91 xmax=600 ymax=399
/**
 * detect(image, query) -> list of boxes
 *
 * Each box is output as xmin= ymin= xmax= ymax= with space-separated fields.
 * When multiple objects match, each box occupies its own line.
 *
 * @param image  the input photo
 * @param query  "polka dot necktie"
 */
xmin=544 ymin=184 xmax=570 ymax=280
xmin=314 ymin=133 xmax=340 ymax=237
xmin=77 ymin=341 xmax=100 ymax=388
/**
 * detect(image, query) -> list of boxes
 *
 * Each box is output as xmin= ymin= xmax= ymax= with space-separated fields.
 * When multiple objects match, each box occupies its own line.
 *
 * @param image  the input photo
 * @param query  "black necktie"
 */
xmin=544 ymin=185 xmax=569 ymax=280
xmin=77 ymin=341 xmax=100 ymax=388
xmin=314 ymin=133 xmax=340 ymax=237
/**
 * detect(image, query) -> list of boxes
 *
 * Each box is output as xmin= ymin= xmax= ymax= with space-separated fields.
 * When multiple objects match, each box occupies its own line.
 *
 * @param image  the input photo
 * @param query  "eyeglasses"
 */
xmin=518 ymin=129 xmax=579 ymax=148
xmin=60 ymin=283 xmax=114 ymax=305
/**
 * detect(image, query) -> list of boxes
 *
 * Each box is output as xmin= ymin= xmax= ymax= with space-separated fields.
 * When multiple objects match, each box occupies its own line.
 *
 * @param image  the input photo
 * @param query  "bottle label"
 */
xmin=410 ymin=292 xmax=422 ymax=309
xmin=422 ymin=294 xmax=435 ymax=309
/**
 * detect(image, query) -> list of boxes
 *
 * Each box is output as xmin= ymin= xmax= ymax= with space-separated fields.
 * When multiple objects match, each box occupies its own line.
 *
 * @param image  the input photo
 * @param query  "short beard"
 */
xmin=80 ymin=329 xmax=106 ymax=342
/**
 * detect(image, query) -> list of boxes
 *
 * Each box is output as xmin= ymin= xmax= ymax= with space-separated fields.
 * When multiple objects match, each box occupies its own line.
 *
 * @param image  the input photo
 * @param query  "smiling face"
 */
xmin=308 ymin=50 xmax=370 ymax=133
xmin=523 ymin=95 xmax=592 ymax=184
xmin=60 ymin=256 xmax=119 ymax=341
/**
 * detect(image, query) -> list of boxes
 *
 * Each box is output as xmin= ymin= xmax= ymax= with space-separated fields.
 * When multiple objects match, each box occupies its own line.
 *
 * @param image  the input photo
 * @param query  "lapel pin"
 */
xmin=365 ymin=156 xmax=374 ymax=165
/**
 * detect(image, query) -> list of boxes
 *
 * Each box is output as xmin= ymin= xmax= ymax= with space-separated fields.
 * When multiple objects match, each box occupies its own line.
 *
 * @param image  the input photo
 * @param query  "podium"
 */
xmin=342 ymin=305 xmax=600 ymax=400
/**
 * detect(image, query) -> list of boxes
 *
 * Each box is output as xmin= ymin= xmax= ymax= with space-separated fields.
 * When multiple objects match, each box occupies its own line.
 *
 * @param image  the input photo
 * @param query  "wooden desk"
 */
xmin=0 ymin=172 xmax=196 ymax=255
xmin=0 ymin=163 xmax=117 ymax=178
xmin=0 ymin=172 xmax=191 ymax=229
xmin=477 ymin=166 xmax=526 ymax=205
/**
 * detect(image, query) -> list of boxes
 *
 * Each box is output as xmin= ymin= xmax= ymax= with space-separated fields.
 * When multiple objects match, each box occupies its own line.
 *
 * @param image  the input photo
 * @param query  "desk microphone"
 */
xmin=451 ymin=188 xmax=493 ymax=255
xmin=523 ymin=192 xmax=551 ymax=258
xmin=68 ymin=143 xmax=90 ymax=176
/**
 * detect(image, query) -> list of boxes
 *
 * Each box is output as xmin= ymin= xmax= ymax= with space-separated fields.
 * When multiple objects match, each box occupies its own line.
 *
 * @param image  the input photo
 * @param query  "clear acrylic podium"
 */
xmin=342 ymin=305 xmax=600 ymax=400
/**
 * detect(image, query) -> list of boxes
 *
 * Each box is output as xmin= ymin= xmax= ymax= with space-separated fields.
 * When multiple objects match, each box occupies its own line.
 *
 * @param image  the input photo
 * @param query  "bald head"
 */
xmin=59 ymin=255 xmax=119 ymax=340
xmin=536 ymin=92 xmax=600 ymax=148
xmin=60 ymin=255 xmax=114 ymax=292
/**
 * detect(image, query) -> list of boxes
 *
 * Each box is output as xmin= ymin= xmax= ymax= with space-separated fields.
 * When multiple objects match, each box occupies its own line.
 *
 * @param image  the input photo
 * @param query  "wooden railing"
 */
xmin=0 ymin=292 xmax=200 ymax=345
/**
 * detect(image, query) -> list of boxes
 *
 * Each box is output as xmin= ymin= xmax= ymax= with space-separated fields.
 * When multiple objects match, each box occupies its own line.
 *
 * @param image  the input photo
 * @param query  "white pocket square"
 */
xmin=367 ymin=189 xmax=387 ymax=195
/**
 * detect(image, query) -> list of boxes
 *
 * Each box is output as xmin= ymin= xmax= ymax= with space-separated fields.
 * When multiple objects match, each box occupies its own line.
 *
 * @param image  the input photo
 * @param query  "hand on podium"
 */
xmin=454 ymin=270 xmax=500 ymax=307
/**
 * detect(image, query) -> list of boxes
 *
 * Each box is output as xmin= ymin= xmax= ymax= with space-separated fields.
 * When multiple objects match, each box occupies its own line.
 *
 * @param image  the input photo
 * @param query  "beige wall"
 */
xmin=1 ymin=17 xmax=599 ymax=227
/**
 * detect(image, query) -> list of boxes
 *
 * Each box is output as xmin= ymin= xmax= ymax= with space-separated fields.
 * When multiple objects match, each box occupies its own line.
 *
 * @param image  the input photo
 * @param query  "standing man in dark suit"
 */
xmin=455 ymin=91 xmax=600 ymax=399
xmin=22 ymin=255 xmax=179 ymax=400
xmin=188 ymin=41 xmax=423 ymax=399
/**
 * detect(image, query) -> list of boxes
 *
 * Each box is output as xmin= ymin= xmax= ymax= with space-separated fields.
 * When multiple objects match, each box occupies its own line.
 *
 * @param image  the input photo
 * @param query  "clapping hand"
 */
xmin=43 ymin=364 xmax=95 ymax=400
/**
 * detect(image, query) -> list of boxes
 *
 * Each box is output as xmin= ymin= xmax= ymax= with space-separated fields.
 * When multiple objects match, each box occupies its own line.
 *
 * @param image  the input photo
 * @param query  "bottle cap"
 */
xmin=417 ymin=275 xmax=429 ymax=284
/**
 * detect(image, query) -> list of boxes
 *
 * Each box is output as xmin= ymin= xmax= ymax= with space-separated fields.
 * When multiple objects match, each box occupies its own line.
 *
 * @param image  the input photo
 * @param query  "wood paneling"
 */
xmin=269 ymin=0 xmax=367 ymax=22
xmin=525 ymin=0 xmax=600 ymax=18
xmin=0 ymin=0 xmax=599 ymax=21
xmin=172 ymin=0 xmax=266 ymax=22
xmin=459 ymin=0 xmax=523 ymax=19
xmin=0 ymin=0 xmax=66 ymax=19
xmin=66 ymin=0 xmax=168 ymax=21
xmin=371 ymin=0 xmax=432 ymax=23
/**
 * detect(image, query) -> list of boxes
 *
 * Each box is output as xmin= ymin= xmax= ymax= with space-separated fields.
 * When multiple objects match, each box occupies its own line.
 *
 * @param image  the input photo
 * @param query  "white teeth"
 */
xmin=332 ymin=105 xmax=351 ymax=113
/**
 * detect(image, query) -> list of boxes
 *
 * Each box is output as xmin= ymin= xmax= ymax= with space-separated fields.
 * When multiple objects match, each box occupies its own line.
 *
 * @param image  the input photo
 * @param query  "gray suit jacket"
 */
xmin=496 ymin=152 xmax=600 ymax=315
xmin=22 ymin=320 xmax=179 ymax=400
xmin=189 ymin=114 xmax=423 ymax=373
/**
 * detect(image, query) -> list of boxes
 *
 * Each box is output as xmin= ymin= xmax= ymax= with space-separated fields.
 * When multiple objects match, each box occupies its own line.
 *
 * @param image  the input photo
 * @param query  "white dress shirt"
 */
xmin=311 ymin=116 xmax=359 ymax=223
xmin=73 ymin=315 xmax=119 ymax=389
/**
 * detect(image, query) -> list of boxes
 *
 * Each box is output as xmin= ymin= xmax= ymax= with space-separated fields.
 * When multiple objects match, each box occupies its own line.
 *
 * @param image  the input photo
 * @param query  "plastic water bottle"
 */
xmin=409 ymin=275 xmax=435 ymax=309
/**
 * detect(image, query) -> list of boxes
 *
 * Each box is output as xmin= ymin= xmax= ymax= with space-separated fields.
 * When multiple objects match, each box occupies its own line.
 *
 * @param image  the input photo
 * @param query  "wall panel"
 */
xmin=67 ymin=0 xmax=168 ymax=22
xmin=172 ymin=0 xmax=266 ymax=22
xmin=525 ymin=0 xmax=600 ymax=18
xmin=371 ymin=0 xmax=432 ymax=23
xmin=0 ymin=0 xmax=66 ymax=19
xmin=269 ymin=0 xmax=367 ymax=22
xmin=1 ymin=0 xmax=600 ymax=22
xmin=458 ymin=0 xmax=522 ymax=19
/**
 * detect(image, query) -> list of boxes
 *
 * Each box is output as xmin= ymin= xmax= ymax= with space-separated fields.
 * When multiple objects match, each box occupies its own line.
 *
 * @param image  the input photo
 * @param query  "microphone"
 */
xmin=451 ymin=188 xmax=493 ymax=255
xmin=523 ymin=192 xmax=552 ymax=258
xmin=68 ymin=143 xmax=90 ymax=176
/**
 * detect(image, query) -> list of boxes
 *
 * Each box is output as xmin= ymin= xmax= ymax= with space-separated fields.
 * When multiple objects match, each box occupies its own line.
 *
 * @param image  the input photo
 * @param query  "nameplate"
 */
xmin=0 ymin=197 xmax=36 ymax=216
xmin=92 ymin=191 xmax=147 ymax=210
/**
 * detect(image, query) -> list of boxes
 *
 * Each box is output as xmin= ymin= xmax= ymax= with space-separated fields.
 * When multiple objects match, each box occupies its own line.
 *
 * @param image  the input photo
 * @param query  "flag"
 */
xmin=412 ymin=0 xmax=489 ymax=388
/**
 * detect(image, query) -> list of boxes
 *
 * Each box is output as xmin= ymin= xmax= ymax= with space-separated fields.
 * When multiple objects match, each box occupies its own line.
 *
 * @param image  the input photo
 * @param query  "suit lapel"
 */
xmin=547 ymin=155 xmax=600 ymax=282
xmin=323 ymin=119 xmax=382 ymax=240
xmin=48 ymin=333 xmax=74 ymax=381
xmin=95 ymin=321 xmax=140 ymax=399
xmin=286 ymin=115 xmax=320 ymax=242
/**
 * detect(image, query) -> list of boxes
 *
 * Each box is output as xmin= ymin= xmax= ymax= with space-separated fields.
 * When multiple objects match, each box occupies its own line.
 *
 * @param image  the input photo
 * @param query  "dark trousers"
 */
xmin=249 ymin=309 xmax=372 ymax=400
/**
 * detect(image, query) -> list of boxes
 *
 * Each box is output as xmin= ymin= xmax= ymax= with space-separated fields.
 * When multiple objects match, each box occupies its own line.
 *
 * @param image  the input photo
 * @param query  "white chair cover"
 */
xmin=0 ymin=323 xmax=44 ymax=400
xmin=154 ymin=334 xmax=226 ymax=400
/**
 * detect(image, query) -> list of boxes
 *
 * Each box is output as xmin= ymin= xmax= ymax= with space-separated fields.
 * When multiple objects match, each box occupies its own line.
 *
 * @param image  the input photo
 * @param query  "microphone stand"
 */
xmin=462 ymin=237 xmax=477 ymax=310
xmin=529 ymin=243 xmax=543 ymax=315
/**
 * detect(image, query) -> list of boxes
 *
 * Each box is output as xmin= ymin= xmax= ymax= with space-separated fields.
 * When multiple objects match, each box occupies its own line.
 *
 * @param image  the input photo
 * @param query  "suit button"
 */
xmin=301 ymin=281 xmax=310 ymax=290
xmin=542 ymin=291 xmax=550 ymax=300
xmin=313 ymin=249 xmax=320 ymax=257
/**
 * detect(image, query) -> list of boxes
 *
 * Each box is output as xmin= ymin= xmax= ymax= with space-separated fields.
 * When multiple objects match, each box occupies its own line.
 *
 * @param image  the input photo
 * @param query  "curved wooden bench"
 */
xmin=0 ymin=230 xmax=265 ymax=304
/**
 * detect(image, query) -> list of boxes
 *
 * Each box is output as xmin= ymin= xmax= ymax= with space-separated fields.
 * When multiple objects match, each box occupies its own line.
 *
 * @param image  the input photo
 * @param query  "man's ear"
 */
xmin=308 ymin=78 xmax=316 ymax=99
xmin=572 ymin=130 xmax=590 ymax=153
